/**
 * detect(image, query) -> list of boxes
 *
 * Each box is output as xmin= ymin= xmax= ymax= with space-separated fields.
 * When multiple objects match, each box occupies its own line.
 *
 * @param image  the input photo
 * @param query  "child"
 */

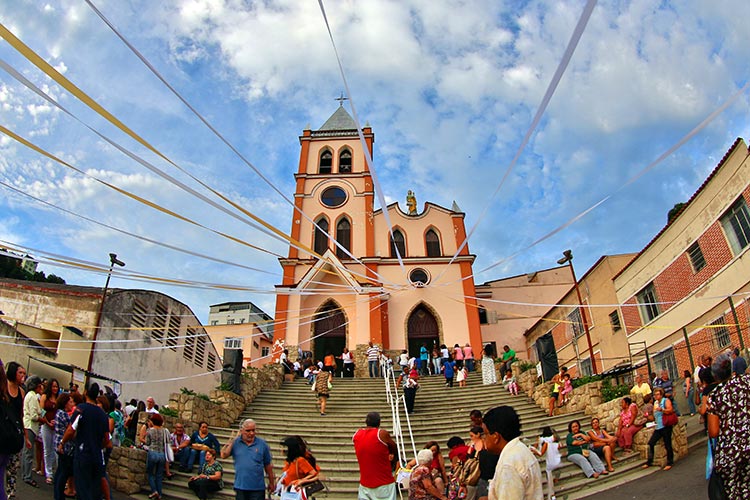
xmin=530 ymin=426 xmax=562 ymax=500
xmin=456 ymin=365 xmax=468 ymax=387
xmin=502 ymin=371 xmax=519 ymax=395
xmin=443 ymin=356 xmax=456 ymax=387
xmin=559 ymin=373 xmax=573 ymax=405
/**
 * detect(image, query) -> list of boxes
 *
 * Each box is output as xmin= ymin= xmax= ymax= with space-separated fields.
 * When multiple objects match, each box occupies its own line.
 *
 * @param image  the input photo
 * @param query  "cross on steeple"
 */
xmin=335 ymin=92 xmax=348 ymax=107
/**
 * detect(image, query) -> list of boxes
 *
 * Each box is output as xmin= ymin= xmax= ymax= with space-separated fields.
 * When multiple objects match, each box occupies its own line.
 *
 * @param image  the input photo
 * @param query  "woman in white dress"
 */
xmin=481 ymin=344 xmax=497 ymax=385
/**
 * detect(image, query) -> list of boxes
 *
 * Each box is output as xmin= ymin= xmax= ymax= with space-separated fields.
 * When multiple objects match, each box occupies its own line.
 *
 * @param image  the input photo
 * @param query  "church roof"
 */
xmin=318 ymin=105 xmax=357 ymax=131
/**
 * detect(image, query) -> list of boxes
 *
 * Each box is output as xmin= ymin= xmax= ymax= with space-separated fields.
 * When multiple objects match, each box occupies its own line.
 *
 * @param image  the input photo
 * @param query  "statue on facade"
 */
xmin=406 ymin=190 xmax=417 ymax=215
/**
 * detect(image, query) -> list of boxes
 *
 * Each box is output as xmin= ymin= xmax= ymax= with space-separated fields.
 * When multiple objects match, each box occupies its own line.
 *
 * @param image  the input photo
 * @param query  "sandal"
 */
xmin=46 ymin=477 xmax=53 ymax=484
xmin=663 ymin=465 xmax=672 ymax=471
xmin=25 ymin=479 xmax=39 ymax=488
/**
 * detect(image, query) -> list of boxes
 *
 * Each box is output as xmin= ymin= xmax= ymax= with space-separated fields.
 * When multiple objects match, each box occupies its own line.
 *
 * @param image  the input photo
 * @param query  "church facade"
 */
xmin=273 ymin=105 xmax=482 ymax=373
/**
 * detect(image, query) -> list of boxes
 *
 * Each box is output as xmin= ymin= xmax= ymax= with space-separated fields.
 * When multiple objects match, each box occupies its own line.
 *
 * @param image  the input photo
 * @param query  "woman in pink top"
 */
xmin=615 ymin=397 xmax=642 ymax=450
xmin=453 ymin=344 xmax=464 ymax=369
xmin=462 ymin=344 xmax=475 ymax=372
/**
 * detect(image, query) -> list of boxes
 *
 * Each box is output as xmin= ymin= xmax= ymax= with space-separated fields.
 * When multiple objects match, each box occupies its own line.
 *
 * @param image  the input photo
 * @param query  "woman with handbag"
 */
xmin=641 ymin=387 xmax=675 ymax=471
xmin=187 ymin=448 xmax=222 ymax=499
xmin=707 ymin=353 xmax=750 ymax=500
xmin=565 ymin=420 xmax=606 ymax=478
xmin=279 ymin=436 xmax=321 ymax=499
xmin=144 ymin=413 xmax=170 ymax=499
xmin=314 ymin=368 xmax=331 ymax=416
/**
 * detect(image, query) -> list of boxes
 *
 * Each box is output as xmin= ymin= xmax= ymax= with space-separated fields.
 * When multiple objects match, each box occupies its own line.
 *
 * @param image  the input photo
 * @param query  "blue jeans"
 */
xmin=174 ymin=447 xmax=190 ymax=469
xmin=465 ymin=359 xmax=475 ymax=372
xmin=185 ymin=448 xmax=207 ymax=470
xmin=147 ymin=450 xmax=166 ymax=496
xmin=368 ymin=360 xmax=379 ymax=378
xmin=686 ymin=387 xmax=697 ymax=414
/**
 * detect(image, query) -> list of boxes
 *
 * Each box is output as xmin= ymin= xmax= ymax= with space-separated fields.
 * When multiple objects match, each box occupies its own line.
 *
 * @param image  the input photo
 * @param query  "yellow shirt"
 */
xmin=630 ymin=383 xmax=652 ymax=396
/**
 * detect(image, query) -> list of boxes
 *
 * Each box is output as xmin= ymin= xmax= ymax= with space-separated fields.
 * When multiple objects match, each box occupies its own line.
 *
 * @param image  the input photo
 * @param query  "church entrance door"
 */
xmin=312 ymin=301 xmax=346 ymax=373
xmin=407 ymin=304 xmax=439 ymax=370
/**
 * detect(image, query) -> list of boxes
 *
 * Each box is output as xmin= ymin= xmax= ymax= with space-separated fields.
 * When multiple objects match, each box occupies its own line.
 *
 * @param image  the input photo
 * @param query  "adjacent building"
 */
xmin=0 ymin=278 xmax=220 ymax=403
xmin=523 ymin=254 xmax=637 ymax=379
xmin=273 ymin=105 xmax=482 ymax=371
xmin=476 ymin=266 xmax=573 ymax=361
xmin=207 ymin=301 xmax=274 ymax=368
xmin=613 ymin=138 xmax=750 ymax=380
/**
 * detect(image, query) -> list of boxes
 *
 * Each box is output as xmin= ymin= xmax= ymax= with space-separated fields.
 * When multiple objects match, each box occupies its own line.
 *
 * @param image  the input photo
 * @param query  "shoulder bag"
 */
xmin=0 ymin=400 xmax=24 ymax=455
xmin=295 ymin=457 xmax=327 ymax=498
xmin=164 ymin=428 xmax=174 ymax=462
xmin=662 ymin=410 xmax=679 ymax=427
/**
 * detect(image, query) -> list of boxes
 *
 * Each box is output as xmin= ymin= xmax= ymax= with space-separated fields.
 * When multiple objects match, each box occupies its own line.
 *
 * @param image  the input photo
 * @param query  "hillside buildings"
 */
xmin=0 ymin=278 xmax=220 ymax=403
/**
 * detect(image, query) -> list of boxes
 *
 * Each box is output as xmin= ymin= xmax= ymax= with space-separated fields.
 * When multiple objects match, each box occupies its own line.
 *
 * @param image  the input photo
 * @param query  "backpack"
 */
xmin=0 ymin=399 xmax=24 ymax=455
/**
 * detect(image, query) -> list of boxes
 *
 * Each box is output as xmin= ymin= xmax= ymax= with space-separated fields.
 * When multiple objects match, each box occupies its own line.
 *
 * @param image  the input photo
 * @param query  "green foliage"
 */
xmin=0 ymin=251 xmax=66 ymax=284
xmin=121 ymin=437 xmax=135 ymax=448
xmin=180 ymin=387 xmax=196 ymax=395
xmin=216 ymin=382 xmax=232 ymax=392
xmin=571 ymin=374 xmax=601 ymax=389
xmin=197 ymin=393 xmax=210 ymax=401
xmin=159 ymin=407 xmax=178 ymax=417
xmin=517 ymin=361 xmax=536 ymax=374
xmin=600 ymin=378 xmax=631 ymax=403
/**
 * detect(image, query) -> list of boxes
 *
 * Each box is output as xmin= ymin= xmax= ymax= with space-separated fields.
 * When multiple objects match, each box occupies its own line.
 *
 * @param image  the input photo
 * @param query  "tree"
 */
xmin=667 ymin=202 xmax=687 ymax=223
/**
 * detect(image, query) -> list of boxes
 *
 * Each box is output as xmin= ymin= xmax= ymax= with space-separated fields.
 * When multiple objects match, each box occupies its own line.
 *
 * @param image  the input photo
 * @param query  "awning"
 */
xmin=28 ymin=356 xmax=120 ymax=385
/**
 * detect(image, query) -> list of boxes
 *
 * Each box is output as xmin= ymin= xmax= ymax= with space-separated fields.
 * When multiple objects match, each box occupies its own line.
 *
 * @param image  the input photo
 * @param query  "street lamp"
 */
xmin=558 ymin=249 xmax=598 ymax=374
xmin=86 ymin=253 xmax=126 ymax=380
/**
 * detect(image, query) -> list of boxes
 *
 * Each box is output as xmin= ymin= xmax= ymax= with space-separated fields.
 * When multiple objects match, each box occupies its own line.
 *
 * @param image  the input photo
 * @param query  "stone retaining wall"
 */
xmin=111 ymin=363 xmax=284 ymax=495
xmin=107 ymin=447 xmax=146 ymax=495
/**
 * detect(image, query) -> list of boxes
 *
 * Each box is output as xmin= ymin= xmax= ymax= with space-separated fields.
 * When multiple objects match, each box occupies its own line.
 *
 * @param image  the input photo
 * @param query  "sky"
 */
xmin=1 ymin=0 xmax=749 ymax=325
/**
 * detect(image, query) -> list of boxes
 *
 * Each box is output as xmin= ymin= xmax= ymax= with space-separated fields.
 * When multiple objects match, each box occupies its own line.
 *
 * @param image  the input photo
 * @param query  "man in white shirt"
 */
xmin=483 ymin=405 xmax=543 ymax=500
xmin=145 ymin=396 xmax=159 ymax=413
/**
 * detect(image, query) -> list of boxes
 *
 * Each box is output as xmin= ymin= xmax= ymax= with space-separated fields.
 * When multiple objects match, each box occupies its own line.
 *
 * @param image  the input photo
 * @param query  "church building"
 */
xmin=273 ymin=105 xmax=482 ymax=374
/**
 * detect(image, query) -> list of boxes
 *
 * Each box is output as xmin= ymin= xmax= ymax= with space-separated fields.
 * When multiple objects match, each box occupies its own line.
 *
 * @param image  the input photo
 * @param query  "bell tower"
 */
xmin=274 ymin=104 xmax=379 ymax=351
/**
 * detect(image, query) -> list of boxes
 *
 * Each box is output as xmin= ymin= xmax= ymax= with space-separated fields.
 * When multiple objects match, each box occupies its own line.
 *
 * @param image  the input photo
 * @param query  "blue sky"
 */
xmin=1 ymin=0 xmax=749 ymax=324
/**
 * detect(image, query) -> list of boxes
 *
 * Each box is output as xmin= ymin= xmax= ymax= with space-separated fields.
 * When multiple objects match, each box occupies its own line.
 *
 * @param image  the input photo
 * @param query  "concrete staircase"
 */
xmin=131 ymin=376 xmax=705 ymax=500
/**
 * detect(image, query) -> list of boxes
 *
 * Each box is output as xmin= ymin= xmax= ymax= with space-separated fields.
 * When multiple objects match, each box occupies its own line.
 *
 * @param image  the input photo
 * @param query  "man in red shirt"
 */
xmin=353 ymin=412 xmax=398 ymax=499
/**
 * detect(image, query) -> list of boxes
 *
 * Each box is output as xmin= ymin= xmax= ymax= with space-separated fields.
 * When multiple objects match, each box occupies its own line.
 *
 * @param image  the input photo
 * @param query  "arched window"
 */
xmin=339 ymin=148 xmax=352 ymax=173
xmin=314 ymin=217 xmax=329 ymax=255
xmin=425 ymin=229 xmax=441 ymax=257
xmin=319 ymin=149 xmax=332 ymax=174
xmin=336 ymin=218 xmax=351 ymax=259
xmin=390 ymin=229 xmax=406 ymax=258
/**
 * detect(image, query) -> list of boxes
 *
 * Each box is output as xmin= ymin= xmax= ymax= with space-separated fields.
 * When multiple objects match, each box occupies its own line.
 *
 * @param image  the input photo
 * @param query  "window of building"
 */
xmin=166 ymin=316 xmax=180 ymax=351
xmin=320 ymin=186 xmax=347 ymax=208
xmin=339 ymin=148 xmax=352 ymax=173
xmin=609 ymin=310 xmax=622 ymax=331
xmin=652 ymin=347 xmax=679 ymax=382
xmin=425 ymin=229 xmax=441 ymax=257
xmin=580 ymin=358 xmax=593 ymax=377
xmin=152 ymin=302 xmax=168 ymax=342
xmin=319 ymin=149 xmax=332 ymax=174
xmin=224 ymin=337 xmax=242 ymax=349
xmin=314 ymin=217 xmax=329 ymax=255
xmin=711 ymin=317 xmax=731 ymax=349
xmin=478 ymin=307 xmax=488 ymax=325
xmin=721 ymin=196 xmax=750 ymax=255
xmin=227 ymin=318 xmax=235 ymax=325
xmin=195 ymin=335 xmax=206 ymax=367
xmin=390 ymin=229 xmax=406 ymax=258
xmin=131 ymin=300 xmax=148 ymax=329
xmin=409 ymin=268 xmax=429 ymax=286
xmin=336 ymin=217 xmax=351 ymax=259
xmin=568 ymin=308 xmax=584 ymax=339
xmin=687 ymin=242 xmax=706 ymax=272
xmin=261 ymin=346 xmax=270 ymax=358
xmin=636 ymin=282 xmax=660 ymax=323
xmin=183 ymin=328 xmax=196 ymax=361
xmin=207 ymin=352 xmax=216 ymax=372
xmin=210 ymin=320 xmax=218 ymax=326
xmin=239 ymin=318 xmax=245 ymax=324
